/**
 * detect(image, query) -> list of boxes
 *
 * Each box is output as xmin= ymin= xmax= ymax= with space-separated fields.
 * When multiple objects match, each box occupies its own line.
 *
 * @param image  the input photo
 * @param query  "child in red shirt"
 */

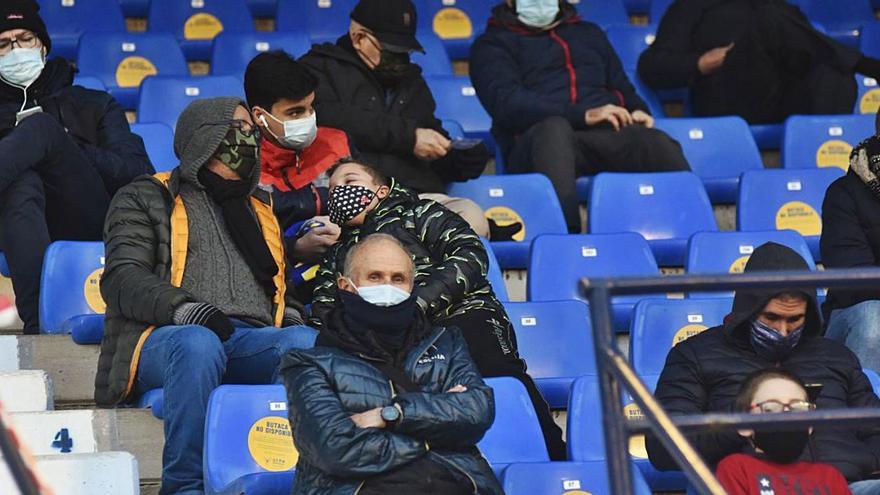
xmin=715 ymin=369 xmax=852 ymax=495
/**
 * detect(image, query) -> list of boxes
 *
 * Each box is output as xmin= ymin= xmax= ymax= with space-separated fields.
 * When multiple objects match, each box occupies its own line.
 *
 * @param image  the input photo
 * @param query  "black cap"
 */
xmin=350 ymin=0 xmax=424 ymax=53
xmin=0 ymin=0 xmax=51 ymax=54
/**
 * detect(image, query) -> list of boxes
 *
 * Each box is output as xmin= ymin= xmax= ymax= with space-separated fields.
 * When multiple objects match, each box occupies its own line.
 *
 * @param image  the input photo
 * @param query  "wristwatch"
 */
xmin=380 ymin=404 xmax=401 ymax=426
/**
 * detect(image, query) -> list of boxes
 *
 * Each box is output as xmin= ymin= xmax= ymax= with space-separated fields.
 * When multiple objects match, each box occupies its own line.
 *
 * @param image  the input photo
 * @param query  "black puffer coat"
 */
xmin=281 ymin=322 xmax=502 ymax=494
xmin=646 ymin=242 xmax=880 ymax=482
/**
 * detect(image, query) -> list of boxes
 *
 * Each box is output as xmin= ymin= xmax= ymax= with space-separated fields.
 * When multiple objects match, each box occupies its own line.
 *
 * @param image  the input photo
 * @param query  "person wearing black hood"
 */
xmin=470 ymin=0 xmax=690 ymax=232
xmin=299 ymin=0 xmax=523 ymax=241
xmin=282 ymin=233 xmax=503 ymax=494
xmin=646 ymin=242 xmax=880 ymax=493
xmin=0 ymin=0 xmax=153 ymax=333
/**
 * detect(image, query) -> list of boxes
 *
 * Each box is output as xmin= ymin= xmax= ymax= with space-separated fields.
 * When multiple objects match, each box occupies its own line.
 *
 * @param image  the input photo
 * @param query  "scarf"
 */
xmin=197 ymin=167 xmax=278 ymax=297
xmin=850 ymin=134 xmax=880 ymax=198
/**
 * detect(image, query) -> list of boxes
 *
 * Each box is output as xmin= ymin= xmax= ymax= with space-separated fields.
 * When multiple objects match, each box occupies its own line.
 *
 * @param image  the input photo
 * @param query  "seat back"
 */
xmin=860 ymin=20 xmax=880 ymax=58
xmin=573 ymin=0 xmax=629 ymax=25
xmin=77 ymin=33 xmax=188 ymax=94
xmin=137 ymin=76 xmax=246 ymax=129
xmin=480 ymin=238 xmax=509 ymax=302
xmin=630 ymin=298 xmax=733 ymax=377
xmin=442 ymin=119 xmax=465 ymax=140
xmin=211 ymin=32 xmax=312 ymax=75
xmin=856 ymin=74 xmax=880 ymax=115
xmin=589 ymin=172 xmax=717 ymax=241
xmin=424 ymin=75 xmax=493 ymax=142
xmin=131 ymin=123 xmax=178 ymax=172
xmin=796 ymin=0 xmax=873 ymax=29
xmin=606 ymin=25 xmax=657 ymax=71
xmin=414 ymin=0 xmax=492 ymax=43
xmin=448 ymin=174 xmax=567 ymax=245
xmin=39 ymin=241 xmax=106 ymax=334
xmin=782 ymin=114 xmax=874 ymax=170
xmin=528 ymin=233 xmax=660 ymax=302
xmin=655 ymin=117 xmax=763 ymax=184
xmin=502 ymin=461 xmax=652 ymax=495
xmin=413 ymin=32 xmax=454 ymax=76
xmin=276 ymin=0 xmax=359 ymax=42
xmin=478 ymin=377 xmax=550 ymax=465
xmin=39 ymin=0 xmax=125 ymax=60
xmin=148 ymin=0 xmax=253 ymax=43
xmin=686 ymin=230 xmax=816 ymax=274
xmin=73 ymin=76 xmax=107 ymax=92
xmin=204 ymin=385 xmax=297 ymax=494
xmin=649 ymin=0 xmax=674 ymax=23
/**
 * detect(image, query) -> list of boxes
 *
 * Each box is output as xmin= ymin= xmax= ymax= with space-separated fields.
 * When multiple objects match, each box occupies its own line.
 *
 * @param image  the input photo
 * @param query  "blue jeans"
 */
xmin=136 ymin=324 xmax=317 ymax=495
xmin=851 ymin=479 xmax=880 ymax=495
xmin=825 ymin=300 xmax=880 ymax=371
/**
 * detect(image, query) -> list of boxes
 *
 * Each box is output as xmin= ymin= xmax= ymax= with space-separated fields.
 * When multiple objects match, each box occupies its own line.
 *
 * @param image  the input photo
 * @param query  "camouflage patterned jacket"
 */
xmin=309 ymin=181 xmax=504 ymax=327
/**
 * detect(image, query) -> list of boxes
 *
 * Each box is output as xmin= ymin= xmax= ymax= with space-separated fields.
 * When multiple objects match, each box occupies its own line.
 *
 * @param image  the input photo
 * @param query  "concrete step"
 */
xmin=0 ymin=335 xmax=98 ymax=405
xmin=0 ymin=452 xmax=139 ymax=495
xmin=4 ymin=408 xmax=163 ymax=482
xmin=0 ymin=370 xmax=53 ymax=412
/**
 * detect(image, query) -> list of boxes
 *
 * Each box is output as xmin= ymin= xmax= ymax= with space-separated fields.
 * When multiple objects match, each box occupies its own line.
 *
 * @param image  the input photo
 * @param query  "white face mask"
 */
xmin=0 ymin=48 xmax=45 ymax=87
xmin=346 ymin=278 xmax=412 ymax=307
xmin=516 ymin=0 xmax=560 ymax=28
xmin=260 ymin=110 xmax=318 ymax=150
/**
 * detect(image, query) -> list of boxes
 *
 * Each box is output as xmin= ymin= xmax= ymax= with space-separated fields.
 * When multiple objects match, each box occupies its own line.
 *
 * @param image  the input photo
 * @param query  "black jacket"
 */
xmin=646 ymin=242 xmax=880 ymax=482
xmin=299 ymin=38 xmax=450 ymax=193
xmin=821 ymin=171 xmax=880 ymax=314
xmin=0 ymin=58 xmax=152 ymax=194
xmin=470 ymin=3 xmax=649 ymax=158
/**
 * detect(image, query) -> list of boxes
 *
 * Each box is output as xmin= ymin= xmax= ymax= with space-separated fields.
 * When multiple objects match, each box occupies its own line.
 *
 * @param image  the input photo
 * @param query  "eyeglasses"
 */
xmin=200 ymin=119 xmax=260 ymax=140
xmin=751 ymin=399 xmax=816 ymax=413
xmin=0 ymin=32 xmax=39 ymax=56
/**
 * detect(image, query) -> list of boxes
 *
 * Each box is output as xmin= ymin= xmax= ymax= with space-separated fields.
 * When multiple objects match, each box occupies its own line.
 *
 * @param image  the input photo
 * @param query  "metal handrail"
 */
xmin=581 ymin=268 xmax=880 ymax=495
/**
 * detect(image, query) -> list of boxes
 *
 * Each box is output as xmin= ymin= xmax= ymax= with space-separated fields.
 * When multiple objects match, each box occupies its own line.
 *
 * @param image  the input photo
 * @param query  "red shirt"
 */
xmin=715 ymin=454 xmax=852 ymax=495
xmin=259 ymin=127 xmax=350 ymax=192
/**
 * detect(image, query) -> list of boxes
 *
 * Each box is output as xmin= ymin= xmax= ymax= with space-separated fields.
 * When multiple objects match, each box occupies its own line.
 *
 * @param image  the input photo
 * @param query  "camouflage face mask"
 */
xmin=213 ymin=127 xmax=259 ymax=179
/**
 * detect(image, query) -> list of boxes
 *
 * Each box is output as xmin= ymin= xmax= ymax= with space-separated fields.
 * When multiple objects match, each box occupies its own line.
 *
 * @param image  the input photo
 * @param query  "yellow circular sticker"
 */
xmin=623 ymin=403 xmax=648 ymax=459
xmin=433 ymin=7 xmax=473 ymax=39
xmin=672 ymin=324 xmax=707 ymax=346
xmin=815 ymin=140 xmax=852 ymax=171
xmin=860 ymin=89 xmax=880 ymax=115
xmin=83 ymin=268 xmax=106 ymax=314
xmin=775 ymin=201 xmax=821 ymax=236
xmin=484 ymin=206 xmax=525 ymax=241
xmin=247 ymin=416 xmax=298 ymax=472
xmin=183 ymin=13 xmax=224 ymax=40
xmin=728 ymin=255 xmax=750 ymax=274
xmin=115 ymin=56 xmax=157 ymax=88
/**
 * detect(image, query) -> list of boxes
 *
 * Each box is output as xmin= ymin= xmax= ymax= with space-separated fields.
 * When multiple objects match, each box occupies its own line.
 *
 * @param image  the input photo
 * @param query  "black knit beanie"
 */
xmin=0 ymin=0 xmax=51 ymax=55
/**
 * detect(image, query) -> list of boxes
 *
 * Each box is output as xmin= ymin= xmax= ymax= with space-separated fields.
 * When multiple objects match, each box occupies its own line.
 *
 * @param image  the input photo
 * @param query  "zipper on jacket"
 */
xmin=353 ymin=480 xmax=365 ymax=494
xmin=548 ymin=29 xmax=578 ymax=104
xmin=431 ymin=453 xmax=478 ymax=494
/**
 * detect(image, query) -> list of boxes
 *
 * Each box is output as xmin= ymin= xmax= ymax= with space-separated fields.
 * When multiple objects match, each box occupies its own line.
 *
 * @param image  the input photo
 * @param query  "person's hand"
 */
xmin=350 ymin=407 xmax=386 ymax=429
xmin=632 ymin=110 xmax=654 ymax=128
xmin=414 ymin=128 xmax=451 ymax=161
xmin=173 ymin=302 xmax=235 ymax=341
xmin=698 ymin=43 xmax=734 ymax=75
xmin=446 ymin=384 xmax=468 ymax=393
xmin=291 ymin=217 xmax=340 ymax=264
xmin=585 ymin=104 xmax=634 ymax=131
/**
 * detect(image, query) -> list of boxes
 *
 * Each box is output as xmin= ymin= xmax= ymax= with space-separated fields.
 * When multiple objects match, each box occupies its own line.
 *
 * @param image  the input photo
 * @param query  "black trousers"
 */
xmin=440 ymin=306 xmax=567 ymax=461
xmin=508 ymin=117 xmax=690 ymax=232
xmin=693 ymin=2 xmax=858 ymax=123
xmin=0 ymin=113 xmax=110 ymax=333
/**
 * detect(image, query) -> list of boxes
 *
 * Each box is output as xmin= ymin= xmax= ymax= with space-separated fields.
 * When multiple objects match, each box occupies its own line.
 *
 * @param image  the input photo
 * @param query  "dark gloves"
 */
xmin=431 ymin=141 xmax=490 ymax=182
xmin=173 ymin=302 xmax=235 ymax=341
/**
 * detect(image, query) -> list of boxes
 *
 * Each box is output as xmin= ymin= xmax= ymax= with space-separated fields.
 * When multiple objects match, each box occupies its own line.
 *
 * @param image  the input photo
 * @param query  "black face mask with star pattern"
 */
xmin=328 ymin=185 xmax=376 ymax=225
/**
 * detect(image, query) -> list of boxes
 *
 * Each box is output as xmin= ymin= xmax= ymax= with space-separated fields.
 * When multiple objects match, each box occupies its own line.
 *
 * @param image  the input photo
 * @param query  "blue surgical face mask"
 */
xmin=516 ymin=0 xmax=560 ymax=28
xmin=346 ymin=278 xmax=411 ymax=307
xmin=0 ymin=48 xmax=45 ymax=87
xmin=750 ymin=319 xmax=804 ymax=361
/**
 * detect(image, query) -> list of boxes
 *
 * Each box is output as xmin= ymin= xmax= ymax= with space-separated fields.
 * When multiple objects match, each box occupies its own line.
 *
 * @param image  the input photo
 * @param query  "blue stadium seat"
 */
xmin=479 ymin=238 xmax=509 ymax=302
xmin=649 ymin=0 xmax=674 ymax=24
xmin=782 ymin=114 xmax=874 ymax=170
xmin=414 ymin=0 xmax=492 ymax=59
xmin=39 ymin=241 xmax=105 ymax=336
xmin=738 ymin=168 xmax=845 ymax=261
xmin=424 ymin=75 xmax=496 ymax=152
xmin=630 ymin=298 xmax=733 ymax=377
xmin=211 ymin=32 xmax=312 ymax=76
xmin=629 ymin=72 xmax=667 ymax=117
xmin=204 ymin=385 xmax=297 ymax=495
xmin=0 ymin=252 xmax=9 ymax=278
xmin=502 ymin=461 xmax=652 ymax=495
xmin=856 ymin=74 xmax=880 ymax=115
xmin=73 ymin=75 xmax=106 ymax=92
xmin=479 ymin=377 xmax=550 ymax=475
xmin=860 ymin=21 xmax=880 ymax=58
xmin=572 ymin=0 xmax=629 ymax=26
xmin=77 ymin=32 xmax=188 ymax=110
xmin=447 ymin=174 xmax=567 ymax=269
xmin=137 ymin=76 xmax=246 ymax=130
xmin=119 ymin=0 xmax=151 ymax=18
xmin=655 ymin=117 xmax=764 ymax=203
xmin=131 ymin=123 xmax=177 ymax=173
xmin=38 ymin=0 xmax=125 ymax=61
xmin=528 ymin=233 xmax=663 ymax=332
xmin=620 ymin=0 xmax=651 ymax=15
xmin=442 ymin=119 xmax=465 ymax=140
xmin=607 ymin=25 xmax=656 ymax=71
xmin=136 ymin=388 xmax=164 ymax=419
xmin=276 ymin=0 xmax=358 ymax=44
xmin=246 ymin=0 xmax=278 ymax=18
xmin=413 ymin=32 xmax=454 ymax=77
xmin=685 ymin=231 xmax=816 ymax=298
xmin=589 ymin=172 xmax=717 ymax=266
xmin=864 ymin=368 xmax=880 ymax=395
xmin=750 ymin=124 xmax=785 ymax=150
xmin=503 ymin=300 xmax=594 ymax=408
xmin=796 ymin=0 xmax=872 ymax=47
xmin=147 ymin=0 xmax=254 ymax=61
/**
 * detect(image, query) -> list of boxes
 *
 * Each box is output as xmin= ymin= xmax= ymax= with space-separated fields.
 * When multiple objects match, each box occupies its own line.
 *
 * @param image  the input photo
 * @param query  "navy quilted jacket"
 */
xmin=281 ymin=325 xmax=503 ymax=494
